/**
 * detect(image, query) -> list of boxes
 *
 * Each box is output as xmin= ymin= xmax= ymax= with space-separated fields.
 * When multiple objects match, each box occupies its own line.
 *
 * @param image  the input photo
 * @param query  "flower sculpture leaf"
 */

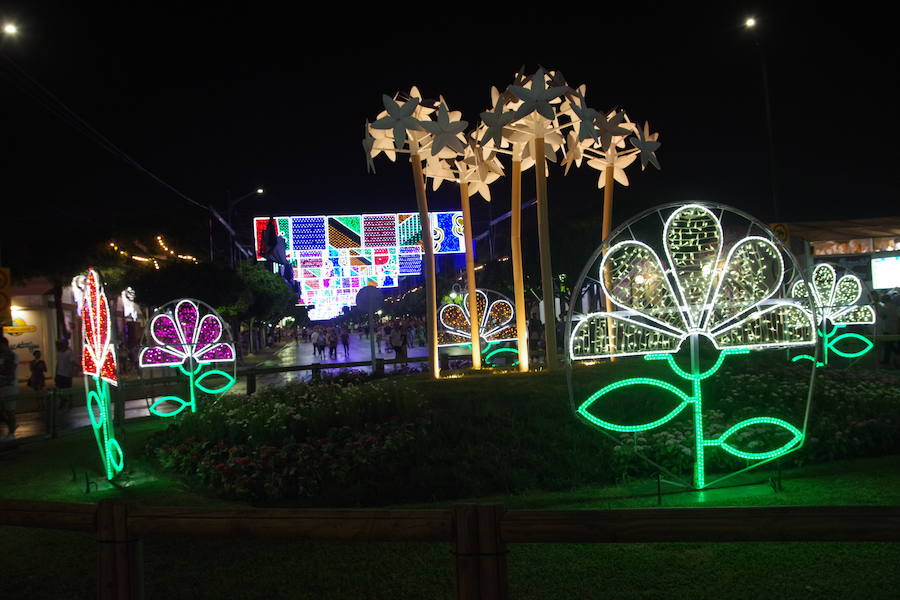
xmin=569 ymin=204 xmax=816 ymax=489
xmin=790 ymin=263 xmax=876 ymax=367
xmin=139 ymin=299 xmax=236 ymax=417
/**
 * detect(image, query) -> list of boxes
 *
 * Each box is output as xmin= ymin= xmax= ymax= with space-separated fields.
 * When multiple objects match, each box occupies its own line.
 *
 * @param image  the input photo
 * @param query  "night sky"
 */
xmin=1 ymin=2 xmax=896 ymax=273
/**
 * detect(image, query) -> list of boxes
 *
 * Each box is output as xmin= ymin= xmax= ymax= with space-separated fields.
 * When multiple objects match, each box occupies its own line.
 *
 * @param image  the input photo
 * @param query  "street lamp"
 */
xmin=2 ymin=23 xmax=17 ymax=35
xmin=744 ymin=15 xmax=778 ymax=220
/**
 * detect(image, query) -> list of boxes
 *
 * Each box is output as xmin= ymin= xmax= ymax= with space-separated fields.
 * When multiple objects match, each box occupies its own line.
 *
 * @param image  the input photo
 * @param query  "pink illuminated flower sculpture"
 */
xmin=139 ymin=299 xmax=236 ymax=417
xmin=140 ymin=299 xmax=235 ymax=367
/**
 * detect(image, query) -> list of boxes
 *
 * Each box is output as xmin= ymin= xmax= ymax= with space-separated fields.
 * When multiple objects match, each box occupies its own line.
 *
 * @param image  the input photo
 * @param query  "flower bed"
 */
xmin=145 ymin=367 xmax=900 ymax=504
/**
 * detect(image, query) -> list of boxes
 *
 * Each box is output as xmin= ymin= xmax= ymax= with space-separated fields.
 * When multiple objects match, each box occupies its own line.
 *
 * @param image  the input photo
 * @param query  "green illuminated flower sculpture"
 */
xmin=791 ymin=263 xmax=876 ymax=367
xmin=567 ymin=203 xmax=816 ymax=489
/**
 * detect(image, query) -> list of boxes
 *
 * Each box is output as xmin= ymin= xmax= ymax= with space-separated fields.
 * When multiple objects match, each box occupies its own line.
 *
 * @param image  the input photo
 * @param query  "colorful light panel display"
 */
xmin=568 ymin=203 xmax=816 ymax=489
xmin=254 ymin=211 xmax=465 ymax=317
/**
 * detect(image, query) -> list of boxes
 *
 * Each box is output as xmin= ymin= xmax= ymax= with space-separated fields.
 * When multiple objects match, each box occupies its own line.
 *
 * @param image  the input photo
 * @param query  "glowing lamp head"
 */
xmin=744 ymin=17 xmax=756 ymax=28
xmin=3 ymin=23 xmax=18 ymax=35
xmin=256 ymin=188 xmax=264 ymax=194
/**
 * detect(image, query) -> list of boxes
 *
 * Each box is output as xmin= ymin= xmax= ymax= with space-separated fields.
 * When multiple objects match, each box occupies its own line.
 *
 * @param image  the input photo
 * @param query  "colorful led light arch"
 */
xmin=254 ymin=211 xmax=465 ymax=318
xmin=139 ymin=299 xmax=236 ymax=417
xmin=79 ymin=268 xmax=124 ymax=480
xmin=790 ymin=263 xmax=876 ymax=367
xmin=568 ymin=203 xmax=815 ymax=489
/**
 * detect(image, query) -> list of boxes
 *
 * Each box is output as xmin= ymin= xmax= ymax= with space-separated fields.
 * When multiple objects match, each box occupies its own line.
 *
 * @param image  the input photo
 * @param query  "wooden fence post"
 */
xmin=374 ymin=359 xmax=384 ymax=376
xmin=453 ymin=504 xmax=508 ymax=600
xmin=311 ymin=363 xmax=322 ymax=382
xmin=246 ymin=373 xmax=257 ymax=395
xmin=96 ymin=500 xmax=143 ymax=600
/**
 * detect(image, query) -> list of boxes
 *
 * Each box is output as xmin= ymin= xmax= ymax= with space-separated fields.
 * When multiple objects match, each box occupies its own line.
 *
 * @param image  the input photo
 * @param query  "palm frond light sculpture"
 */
xmin=364 ymin=87 xmax=444 ymax=378
xmin=475 ymin=68 xmax=660 ymax=370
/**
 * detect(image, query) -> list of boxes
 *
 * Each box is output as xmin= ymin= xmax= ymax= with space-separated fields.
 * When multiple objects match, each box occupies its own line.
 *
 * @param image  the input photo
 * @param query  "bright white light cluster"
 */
xmin=791 ymin=263 xmax=876 ymax=326
xmin=570 ymin=204 xmax=815 ymax=359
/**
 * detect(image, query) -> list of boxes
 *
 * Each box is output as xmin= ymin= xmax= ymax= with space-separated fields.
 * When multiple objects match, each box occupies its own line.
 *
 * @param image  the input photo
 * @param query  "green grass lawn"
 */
xmin=2 ymin=412 xmax=900 ymax=599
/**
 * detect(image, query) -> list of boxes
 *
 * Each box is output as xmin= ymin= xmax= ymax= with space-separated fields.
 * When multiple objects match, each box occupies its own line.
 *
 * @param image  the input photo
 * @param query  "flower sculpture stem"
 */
xmin=85 ymin=376 xmax=124 ymax=480
xmin=534 ymin=137 xmax=559 ymax=368
xmin=577 ymin=341 xmax=804 ymax=489
xmin=411 ymin=156 xmax=440 ymax=379
xmin=459 ymin=181 xmax=481 ymax=369
xmin=510 ymin=159 xmax=529 ymax=372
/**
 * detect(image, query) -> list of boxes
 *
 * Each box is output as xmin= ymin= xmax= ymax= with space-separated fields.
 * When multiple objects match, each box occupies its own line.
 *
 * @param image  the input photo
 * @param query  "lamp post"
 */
xmin=745 ymin=16 xmax=778 ymax=221
xmin=226 ymin=187 xmax=265 ymax=267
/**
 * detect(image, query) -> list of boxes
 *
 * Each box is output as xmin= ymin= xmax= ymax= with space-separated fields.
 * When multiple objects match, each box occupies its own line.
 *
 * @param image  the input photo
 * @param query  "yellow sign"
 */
xmin=3 ymin=317 xmax=37 ymax=336
xmin=770 ymin=223 xmax=790 ymax=245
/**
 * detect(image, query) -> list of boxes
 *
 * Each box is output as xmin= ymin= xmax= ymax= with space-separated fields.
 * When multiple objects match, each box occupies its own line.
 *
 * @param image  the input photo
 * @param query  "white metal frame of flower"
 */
xmin=790 ymin=262 xmax=876 ymax=367
xmin=566 ymin=202 xmax=817 ymax=489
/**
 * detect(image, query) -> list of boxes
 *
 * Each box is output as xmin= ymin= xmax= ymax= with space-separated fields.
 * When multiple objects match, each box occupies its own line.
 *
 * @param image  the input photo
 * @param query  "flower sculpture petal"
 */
xmin=791 ymin=263 xmax=876 ymax=326
xmin=571 ymin=204 xmax=815 ymax=360
xmin=81 ymin=268 xmax=118 ymax=386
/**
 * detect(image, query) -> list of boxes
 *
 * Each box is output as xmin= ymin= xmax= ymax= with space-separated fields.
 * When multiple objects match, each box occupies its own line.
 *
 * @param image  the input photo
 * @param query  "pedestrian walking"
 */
xmin=28 ymin=350 xmax=47 ymax=391
xmin=0 ymin=336 xmax=19 ymax=440
xmin=340 ymin=328 xmax=350 ymax=358
xmin=327 ymin=329 xmax=338 ymax=359
xmin=55 ymin=339 xmax=77 ymax=410
xmin=389 ymin=328 xmax=404 ymax=362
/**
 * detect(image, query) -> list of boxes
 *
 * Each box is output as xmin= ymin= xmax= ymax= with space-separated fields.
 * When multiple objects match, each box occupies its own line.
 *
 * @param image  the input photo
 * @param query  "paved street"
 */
xmin=1 ymin=334 xmax=449 ymax=442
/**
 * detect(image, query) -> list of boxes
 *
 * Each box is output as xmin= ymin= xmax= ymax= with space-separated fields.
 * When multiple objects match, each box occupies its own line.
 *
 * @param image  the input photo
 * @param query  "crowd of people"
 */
xmin=297 ymin=318 xmax=427 ymax=363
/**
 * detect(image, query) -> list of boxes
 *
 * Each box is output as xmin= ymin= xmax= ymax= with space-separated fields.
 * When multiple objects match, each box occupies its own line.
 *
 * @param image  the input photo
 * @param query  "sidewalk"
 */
xmin=0 ymin=338 xmax=447 ymax=443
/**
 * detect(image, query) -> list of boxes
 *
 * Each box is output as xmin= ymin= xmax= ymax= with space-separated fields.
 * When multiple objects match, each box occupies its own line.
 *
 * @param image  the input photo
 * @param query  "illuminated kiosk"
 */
xmin=790 ymin=262 xmax=876 ymax=367
xmin=254 ymin=211 xmax=465 ymax=320
xmin=438 ymin=288 xmax=521 ymax=366
xmin=79 ymin=268 xmax=124 ymax=480
xmin=565 ymin=203 xmax=818 ymax=490
xmin=138 ymin=299 xmax=236 ymax=417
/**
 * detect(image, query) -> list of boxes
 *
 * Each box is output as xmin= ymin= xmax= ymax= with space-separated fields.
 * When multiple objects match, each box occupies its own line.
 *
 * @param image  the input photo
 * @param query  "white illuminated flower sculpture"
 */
xmin=568 ymin=203 xmax=816 ymax=489
xmin=790 ymin=263 xmax=876 ymax=367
